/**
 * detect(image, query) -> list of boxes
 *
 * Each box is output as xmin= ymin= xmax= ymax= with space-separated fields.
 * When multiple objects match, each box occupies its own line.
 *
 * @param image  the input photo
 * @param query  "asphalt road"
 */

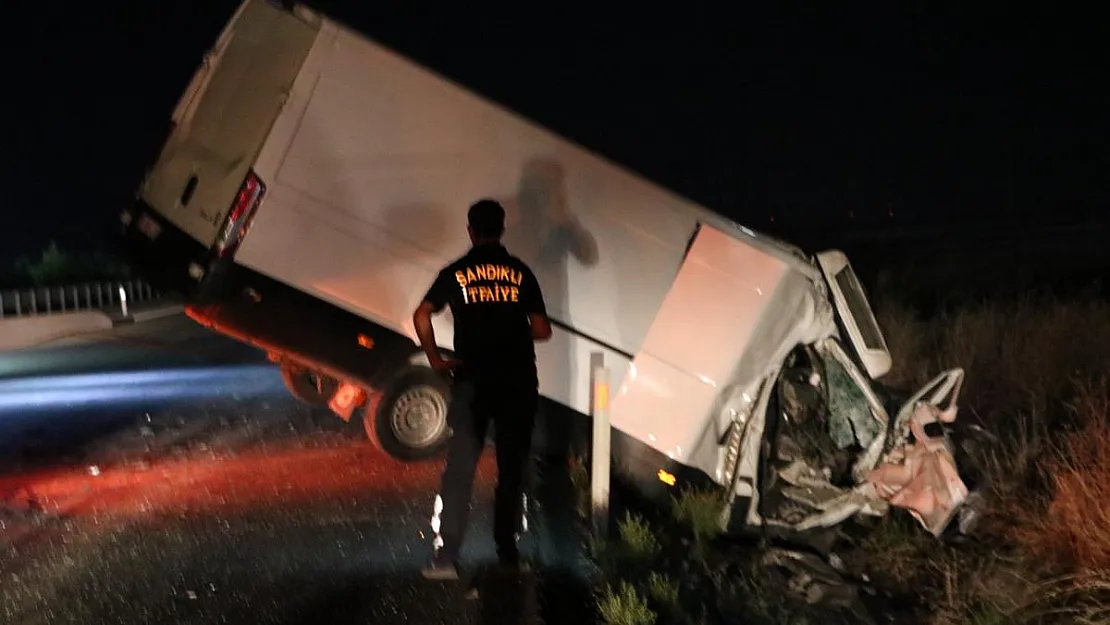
xmin=0 ymin=315 xmax=594 ymax=625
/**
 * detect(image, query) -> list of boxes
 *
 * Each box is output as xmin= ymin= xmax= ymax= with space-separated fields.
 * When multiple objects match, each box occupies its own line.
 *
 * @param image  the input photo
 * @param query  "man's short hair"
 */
xmin=468 ymin=199 xmax=505 ymax=238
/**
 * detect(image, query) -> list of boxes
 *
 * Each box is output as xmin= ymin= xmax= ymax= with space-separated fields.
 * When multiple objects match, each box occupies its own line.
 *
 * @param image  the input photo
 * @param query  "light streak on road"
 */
xmin=0 ymin=365 xmax=284 ymax=412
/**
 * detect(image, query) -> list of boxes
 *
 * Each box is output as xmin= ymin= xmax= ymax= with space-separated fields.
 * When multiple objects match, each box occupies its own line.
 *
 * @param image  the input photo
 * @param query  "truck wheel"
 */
xmin=280 ymin=361 xmax=339 ymax=407
xmin=365 ymin=367 xmax=450 ymax=461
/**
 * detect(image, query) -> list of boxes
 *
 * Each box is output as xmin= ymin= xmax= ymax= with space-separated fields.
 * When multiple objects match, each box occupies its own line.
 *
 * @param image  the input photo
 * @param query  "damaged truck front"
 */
xmin=608 ymin=225 xmax=974 ymax=545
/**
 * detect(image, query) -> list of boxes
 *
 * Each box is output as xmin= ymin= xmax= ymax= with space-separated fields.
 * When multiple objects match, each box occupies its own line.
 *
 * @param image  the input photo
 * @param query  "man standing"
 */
xmin=412 ymin=199 xmax=552 ymax=580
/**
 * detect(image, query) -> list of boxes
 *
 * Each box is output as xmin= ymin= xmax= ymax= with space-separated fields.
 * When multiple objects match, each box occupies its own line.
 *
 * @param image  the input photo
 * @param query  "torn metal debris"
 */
xmin=740 ymin=338 xmax=974 ymax=540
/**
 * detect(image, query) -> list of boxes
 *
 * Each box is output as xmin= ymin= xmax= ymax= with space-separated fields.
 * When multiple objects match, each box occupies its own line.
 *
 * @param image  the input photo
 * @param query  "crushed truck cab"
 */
xmin=608 ymin=224 xmax=971 ymax=539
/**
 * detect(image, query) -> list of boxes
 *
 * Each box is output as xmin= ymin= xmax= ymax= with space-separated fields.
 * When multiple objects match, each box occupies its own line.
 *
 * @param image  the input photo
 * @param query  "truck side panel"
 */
xmin=231 ymin=23 xmax=770 ymax=415
xmin=235 ymin=26 xmax=712 ymax=356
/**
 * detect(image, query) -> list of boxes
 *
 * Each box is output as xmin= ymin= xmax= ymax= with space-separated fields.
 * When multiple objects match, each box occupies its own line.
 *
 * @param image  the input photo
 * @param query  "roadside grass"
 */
xmin=668 ymin=488 xmax=725 ymax=556
xmin=597 ymin=581 xmax=657 ymax=625
xmin=585 ymin=484 xmax=830 ymax=625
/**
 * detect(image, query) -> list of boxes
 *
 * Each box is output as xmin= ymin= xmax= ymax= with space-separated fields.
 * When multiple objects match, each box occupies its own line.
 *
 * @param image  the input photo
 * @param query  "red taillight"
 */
xmin=215 ymin=171 xmax=266 ymax=258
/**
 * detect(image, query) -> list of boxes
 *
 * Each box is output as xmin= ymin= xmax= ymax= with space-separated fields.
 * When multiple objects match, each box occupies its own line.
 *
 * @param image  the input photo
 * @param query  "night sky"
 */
xmin=4 ymin=1 xmax=1107 ymax=265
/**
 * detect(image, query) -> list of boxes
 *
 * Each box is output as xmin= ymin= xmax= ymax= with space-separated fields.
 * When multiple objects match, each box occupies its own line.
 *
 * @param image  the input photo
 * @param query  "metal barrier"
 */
xmin=0 ymin=280 xmax=163 ymax=319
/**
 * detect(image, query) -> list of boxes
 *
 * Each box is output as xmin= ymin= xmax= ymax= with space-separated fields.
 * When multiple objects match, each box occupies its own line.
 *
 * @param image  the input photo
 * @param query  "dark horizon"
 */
xmin=4 ymin=1 xmax=1108 ymax=264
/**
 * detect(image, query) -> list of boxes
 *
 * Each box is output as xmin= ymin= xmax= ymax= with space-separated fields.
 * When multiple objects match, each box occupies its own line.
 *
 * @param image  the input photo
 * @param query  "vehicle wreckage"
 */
xmin=117 ymin=0 xmax=980 ymax=552
xmin=608 ymin=241 xmax=980 ymax=547
xmin=753 ymin=342 xmax=970 ymax=540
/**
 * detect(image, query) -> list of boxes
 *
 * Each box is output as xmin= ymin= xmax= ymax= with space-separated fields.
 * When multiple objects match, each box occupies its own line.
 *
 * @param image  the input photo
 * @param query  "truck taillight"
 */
xmin=215 ymin=171 xmax=266 ymax=258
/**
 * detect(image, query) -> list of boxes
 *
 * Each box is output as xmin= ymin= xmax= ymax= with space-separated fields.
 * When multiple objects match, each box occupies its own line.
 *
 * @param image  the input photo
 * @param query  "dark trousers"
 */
xmin=433 ymin=372 xmax=538 ymax=561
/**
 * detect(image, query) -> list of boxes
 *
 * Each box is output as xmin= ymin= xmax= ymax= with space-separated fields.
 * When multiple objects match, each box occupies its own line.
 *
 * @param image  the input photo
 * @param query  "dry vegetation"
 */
xmin=867 ymin=294 xmax=1110 ymax=624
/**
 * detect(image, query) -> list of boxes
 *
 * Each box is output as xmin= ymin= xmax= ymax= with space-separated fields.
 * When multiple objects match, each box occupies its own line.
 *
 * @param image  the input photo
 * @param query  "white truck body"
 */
xmin=126 ymin=0 xmax=969 ymax=536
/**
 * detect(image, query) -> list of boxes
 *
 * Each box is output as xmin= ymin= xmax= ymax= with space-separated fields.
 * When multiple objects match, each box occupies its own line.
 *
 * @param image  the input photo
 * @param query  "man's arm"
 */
xmin=413 ymin=301 xmax=445 ymax=364
xmin=413 ymin=271 xmax=456 ymax=373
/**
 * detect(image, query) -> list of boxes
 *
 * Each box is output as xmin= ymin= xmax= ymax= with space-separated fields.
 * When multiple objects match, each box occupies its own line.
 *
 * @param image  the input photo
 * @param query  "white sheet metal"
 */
xmin=609 ymin=225 xmax=790 ymax=463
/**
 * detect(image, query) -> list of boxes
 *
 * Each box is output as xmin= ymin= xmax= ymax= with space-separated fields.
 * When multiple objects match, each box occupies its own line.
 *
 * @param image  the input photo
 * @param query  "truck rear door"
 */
xmin=139 ymin=0 xmax=318 ymax=246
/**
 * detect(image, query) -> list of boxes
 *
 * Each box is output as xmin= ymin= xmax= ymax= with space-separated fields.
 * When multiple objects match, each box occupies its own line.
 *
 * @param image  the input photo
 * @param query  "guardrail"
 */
xmin=0 ymin=280 xmax=164 ymax=319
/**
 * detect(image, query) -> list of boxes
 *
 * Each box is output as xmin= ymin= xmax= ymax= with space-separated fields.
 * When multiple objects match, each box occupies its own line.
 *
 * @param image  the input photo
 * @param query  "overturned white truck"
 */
xmin=120 ymin=0 xmax=972 ymax=539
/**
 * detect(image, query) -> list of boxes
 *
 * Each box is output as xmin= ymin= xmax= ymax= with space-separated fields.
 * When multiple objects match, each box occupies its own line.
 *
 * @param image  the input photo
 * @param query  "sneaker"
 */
xmin=420 ymin=554 xmax=459 ymax=581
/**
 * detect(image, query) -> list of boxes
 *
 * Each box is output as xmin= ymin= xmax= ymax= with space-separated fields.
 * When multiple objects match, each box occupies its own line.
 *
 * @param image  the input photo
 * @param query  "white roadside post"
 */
xmin=590 ymin=352 xmax=612 ymax=539
xmin=118 ymin=285 xmax=129 ymax=317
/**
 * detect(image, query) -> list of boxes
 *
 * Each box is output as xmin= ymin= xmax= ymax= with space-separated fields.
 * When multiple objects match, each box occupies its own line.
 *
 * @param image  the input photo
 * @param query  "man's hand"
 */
xmin=428 ymin=354 xmax=459 ymax=377
xmin=528 ymin=313 xmax=553 ymax=342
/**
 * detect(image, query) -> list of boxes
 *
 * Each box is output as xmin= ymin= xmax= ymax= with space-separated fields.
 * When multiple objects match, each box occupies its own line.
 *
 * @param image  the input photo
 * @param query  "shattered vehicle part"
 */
xmin=867 ymin=403 xmax=969 ymax=536
xmin=756 ymin=342 xmax=890 ymax=536
xmin=825 ymin=357 xmax=880 ymax=453
xmin=865 ymin=369 xmax=968 ymax=535
xmin=775 ymin=459 xmax=888 ymax=531
xmin=954 ymin=490 xmax=987 ymax=536
xmin=819 ymin=339 xmax=892 ymax=486
xmin=941 ymin=423 xmax=998 ymax=539
xmin=760 ymin=547 xmax=877 ymax=623
xmin=752 ymin=341 xmax=972 ymax=540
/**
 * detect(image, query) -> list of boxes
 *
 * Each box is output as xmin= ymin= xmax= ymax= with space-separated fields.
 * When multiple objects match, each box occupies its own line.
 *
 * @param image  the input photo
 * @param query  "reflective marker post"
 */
xmin=118 ymin=285 xmax=129 ymax=317
xmin=590 ymin=352 xmax=611 ymax=539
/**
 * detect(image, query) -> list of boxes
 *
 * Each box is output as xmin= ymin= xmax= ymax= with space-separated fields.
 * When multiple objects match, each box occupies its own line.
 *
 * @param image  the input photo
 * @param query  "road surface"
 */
xmin=0 ymin=315 xmax=594 ymax=625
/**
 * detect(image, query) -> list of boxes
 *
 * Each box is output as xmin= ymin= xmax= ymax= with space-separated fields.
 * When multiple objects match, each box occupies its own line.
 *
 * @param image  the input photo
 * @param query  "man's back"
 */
xmin=425 ymin=242 xmax=547 ymax=382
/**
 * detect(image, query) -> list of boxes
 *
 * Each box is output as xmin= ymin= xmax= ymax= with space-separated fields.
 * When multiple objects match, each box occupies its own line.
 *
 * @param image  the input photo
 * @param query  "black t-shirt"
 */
xmin=422 ymin=242 xmax=547 ymax=383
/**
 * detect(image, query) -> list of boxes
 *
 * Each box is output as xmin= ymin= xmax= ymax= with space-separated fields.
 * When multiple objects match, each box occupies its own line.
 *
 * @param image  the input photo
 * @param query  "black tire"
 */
xmin=364 ymin=366 xmax=451 ymax=461
xmin=280 ymin=361 xmax=340 ymax=407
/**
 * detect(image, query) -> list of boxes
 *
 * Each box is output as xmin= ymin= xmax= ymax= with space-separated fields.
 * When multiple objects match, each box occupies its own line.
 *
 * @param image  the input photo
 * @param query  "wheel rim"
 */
xmin=390 ymin=384 xmax=448 ymax=449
